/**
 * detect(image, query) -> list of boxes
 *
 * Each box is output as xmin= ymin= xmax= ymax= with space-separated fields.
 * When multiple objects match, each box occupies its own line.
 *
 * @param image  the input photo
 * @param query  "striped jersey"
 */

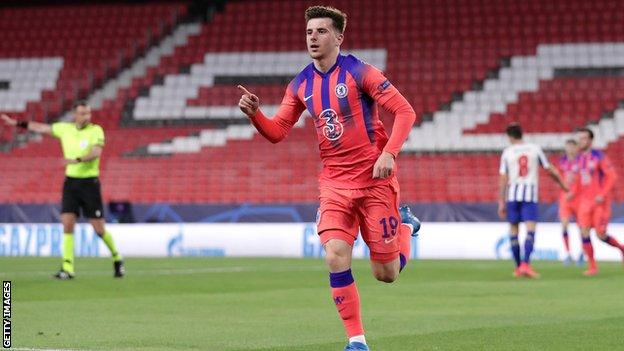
xmin=499 ymin=142 xmax=550 ymax=203
xmin=574 ymin=149 xmax=617 ymax=200
xmin=270 ymin=53 xmax=405 ymax=188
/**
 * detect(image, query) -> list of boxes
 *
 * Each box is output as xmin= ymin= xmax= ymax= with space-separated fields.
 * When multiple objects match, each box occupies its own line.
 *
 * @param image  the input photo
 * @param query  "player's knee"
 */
xmin=373 ymin=270 xmax=398 ymax=283
xmin=597 ymin=232 xmax=608 ymax=241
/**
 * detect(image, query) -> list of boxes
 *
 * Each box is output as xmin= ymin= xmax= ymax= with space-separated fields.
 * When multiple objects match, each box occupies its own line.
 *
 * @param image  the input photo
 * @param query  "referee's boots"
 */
xmin=53 ymin=269 xmax=75 ymax=280
xmin=114 ymin=260 xmax=125 ymax=278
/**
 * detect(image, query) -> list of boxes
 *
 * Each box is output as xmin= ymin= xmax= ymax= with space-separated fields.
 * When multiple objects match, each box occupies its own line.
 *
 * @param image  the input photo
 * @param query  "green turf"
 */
xmin=2 ymin=257 xmax=623 ymax=350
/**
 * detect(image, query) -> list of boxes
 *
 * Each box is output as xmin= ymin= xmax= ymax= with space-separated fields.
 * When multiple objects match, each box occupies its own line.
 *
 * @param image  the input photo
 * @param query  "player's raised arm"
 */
xmin=237 ymin=84 xmax=305 ymax=144
xmin=1 ymin=113 xmax=52 ymax=135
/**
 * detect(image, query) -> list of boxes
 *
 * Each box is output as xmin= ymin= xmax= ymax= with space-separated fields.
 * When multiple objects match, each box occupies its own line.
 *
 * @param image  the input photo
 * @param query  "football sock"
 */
xmin=582 ymin=237 xmax=596 ymax=269
xmin=329 ymin=269 xmax=364 ymax=338
xmin=562 ymin=230 xmax=571 ymax=253
xmin=510 ymin=235 xmax=521 ymax=267
xmin=62 ymin=233 xmax=75 ymax=274
xmin=399 ymin=223 xmax=412 ymax=272
xmin=600 ymin=234 xmax=624 ymax=252
xmin=523 ymin=231 xmax=535 ymax=263
xmin=101 ymin=231 xmax=122 ymax=261
xmin=349 ymin=335 xmax=367 ymax=345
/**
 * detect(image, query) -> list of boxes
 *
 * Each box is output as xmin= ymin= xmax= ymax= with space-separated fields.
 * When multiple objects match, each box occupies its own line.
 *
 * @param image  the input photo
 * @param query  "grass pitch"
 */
xmin=2 ymin=257 xmax=624 ymax=350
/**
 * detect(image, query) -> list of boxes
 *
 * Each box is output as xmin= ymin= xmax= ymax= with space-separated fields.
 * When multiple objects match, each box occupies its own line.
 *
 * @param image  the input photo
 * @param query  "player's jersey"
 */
xmin=557 ymin=155 xmax=579 ymax=197
xmin=574 ymin=149 xmax=617 ymax=201
xmin=275 ymin=54 xmax=402 ymax=189
xmin=499 ymin=143 xmax=550 ymax=203
xmin=51 ymin=122 xmax=105 ymax=178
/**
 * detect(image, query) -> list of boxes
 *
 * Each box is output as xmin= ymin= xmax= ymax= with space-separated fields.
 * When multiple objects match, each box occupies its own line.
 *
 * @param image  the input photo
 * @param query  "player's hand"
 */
xmin=566 ymin=192 xmax=574 ymax=202
xmin=561 ymin=184 xmax=570 ymax=193
xmin=497 ymin=201 xmax=507 ymax=219
xmin=372 ymin=151 xmax=395 ymax=179
xmin=63 ymin=158 xmax=79 ymax=166
xmin=238 ymin=85 xmax=259 ymax=117
xmin=595 ymin=195 xmax=605 ymax=204
xmin=1 ymin=114 xmax=17 ymax=127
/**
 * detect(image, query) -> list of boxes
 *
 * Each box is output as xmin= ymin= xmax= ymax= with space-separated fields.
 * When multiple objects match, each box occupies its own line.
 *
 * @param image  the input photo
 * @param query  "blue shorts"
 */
xmin=507 ymin=201 xmax=538 ymax=223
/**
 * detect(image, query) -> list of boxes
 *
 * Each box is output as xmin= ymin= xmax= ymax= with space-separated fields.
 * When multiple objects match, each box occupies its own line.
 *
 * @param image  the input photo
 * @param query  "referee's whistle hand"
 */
xmin=63 ymin=158 xmax=79 ymax=165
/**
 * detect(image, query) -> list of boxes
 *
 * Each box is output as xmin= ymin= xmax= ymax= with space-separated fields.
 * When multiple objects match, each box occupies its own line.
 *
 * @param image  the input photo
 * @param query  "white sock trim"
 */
xmin=349 ymin=335 xmax=366 ymax=344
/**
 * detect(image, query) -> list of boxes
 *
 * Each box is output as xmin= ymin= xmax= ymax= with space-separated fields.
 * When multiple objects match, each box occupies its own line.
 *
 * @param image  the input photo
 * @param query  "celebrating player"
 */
xmin=238 ymin=6 xmax=419 ymax=350
xmin=498 ymin=123 xmax=568 ymax=278
xmin=557 ymin=139 xmax=582 ymax=265
xmin=1 ymin=102 xmax=124 ymax=279
xmin=574 ymin=128 xmax=624 ymax=276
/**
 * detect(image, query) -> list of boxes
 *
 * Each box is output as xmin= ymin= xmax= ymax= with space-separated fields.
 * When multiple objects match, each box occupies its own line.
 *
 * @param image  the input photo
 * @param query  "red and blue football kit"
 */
xmin=574 ymin=149 xmax=617 ymax=233
xmin=249 ymin=54 xmax=416 ymax=262
xmin=557 ymin=155 xmax=579 ymax=221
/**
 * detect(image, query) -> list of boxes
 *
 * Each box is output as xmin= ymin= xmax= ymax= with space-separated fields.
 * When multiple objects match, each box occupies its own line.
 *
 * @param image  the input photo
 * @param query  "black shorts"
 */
xmin=61 ymin=177 xmax=104 ymax=219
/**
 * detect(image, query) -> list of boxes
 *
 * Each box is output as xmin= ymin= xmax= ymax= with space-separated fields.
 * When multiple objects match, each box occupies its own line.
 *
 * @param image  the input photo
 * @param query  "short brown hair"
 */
xmin=305 ymin=5 xmax=347 ymax=33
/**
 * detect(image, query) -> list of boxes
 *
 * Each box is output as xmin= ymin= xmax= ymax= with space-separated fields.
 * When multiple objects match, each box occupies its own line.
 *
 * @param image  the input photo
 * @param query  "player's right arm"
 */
xmin=497 ymin=151 xmax=508 ymax=219
xmin=537 ymin=146 xmax=568 ymax=192
xmin=238 ymin=85 xmax=305 ymax=144
xmin=1 ymin=114 xmax=52 ymax=135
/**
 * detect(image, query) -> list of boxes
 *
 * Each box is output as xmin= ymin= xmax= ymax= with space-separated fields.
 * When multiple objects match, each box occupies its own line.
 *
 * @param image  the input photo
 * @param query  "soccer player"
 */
xmin=237 ymin=6 xmax=419 ymax=351
xmin=1 ymin=102 xmax=124 ymax=279
xmin=498 ymin=123 xmax=568 ymax=278
xmin=574 ymin=128 xmax=624 ymax=276
xmin=557 ymin=139 xmax=581 ymax=265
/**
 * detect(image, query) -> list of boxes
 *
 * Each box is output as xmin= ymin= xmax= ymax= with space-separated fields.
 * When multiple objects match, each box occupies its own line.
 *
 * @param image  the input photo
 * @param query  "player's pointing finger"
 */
xmin=238 ymin=85 xmax=252 ymax=96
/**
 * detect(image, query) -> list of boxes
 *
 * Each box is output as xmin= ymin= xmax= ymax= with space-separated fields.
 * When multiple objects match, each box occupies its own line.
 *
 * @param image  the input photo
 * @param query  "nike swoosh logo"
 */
xmin=304 ymin=94 xmax=314 ymax=101
xmin=384 ymin=237 xmax=396 ymax=244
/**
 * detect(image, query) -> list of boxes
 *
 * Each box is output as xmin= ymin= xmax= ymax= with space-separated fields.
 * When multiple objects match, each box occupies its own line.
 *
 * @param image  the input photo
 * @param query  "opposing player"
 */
xmin=574 ymin=128 xmax=624 ymax=276
xmin=557 ymin=139 xmax=582 ymax=265
xmin=237 ymin=6 xmax=419 ymax=350
xmin=1 ymin=102 xmax=124 ymax=279
xmin=498 ymin=124 xmax=568 ymax=278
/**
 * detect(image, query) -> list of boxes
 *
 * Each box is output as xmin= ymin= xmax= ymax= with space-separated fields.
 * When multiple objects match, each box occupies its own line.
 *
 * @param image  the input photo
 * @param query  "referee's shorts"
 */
xmin=61 ymin=177 xmax=104 ymax=219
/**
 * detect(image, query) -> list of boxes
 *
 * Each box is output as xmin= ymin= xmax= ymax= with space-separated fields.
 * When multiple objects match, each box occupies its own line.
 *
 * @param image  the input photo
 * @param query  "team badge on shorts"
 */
xmin=335 ymin=83 xmax=348 ymax=98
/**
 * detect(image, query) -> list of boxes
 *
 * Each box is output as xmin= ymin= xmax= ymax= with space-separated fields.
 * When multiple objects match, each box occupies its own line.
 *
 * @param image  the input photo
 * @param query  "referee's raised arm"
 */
xmin=1 ymin=113 xmax=52 ymax=135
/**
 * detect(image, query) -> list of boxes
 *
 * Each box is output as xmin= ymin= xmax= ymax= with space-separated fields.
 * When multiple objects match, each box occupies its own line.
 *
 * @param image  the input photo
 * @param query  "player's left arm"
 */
xmin=596 ymin=155 xmax=617 ymax=203
xmin=361 ymin=66 xmax=416 ymax=178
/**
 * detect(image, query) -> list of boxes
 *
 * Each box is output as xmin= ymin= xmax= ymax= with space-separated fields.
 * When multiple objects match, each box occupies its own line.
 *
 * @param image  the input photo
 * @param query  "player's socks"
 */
xmin=600 ymin=234 xmax=624 ymax=252
xmin=523 ymin=231 xmax=535 ymax=263
xmin=329 ymin=269 xmax=364 ymax=338
xmin=562 ymin=230 xmax=571 ymax=253
xmin=101 ymin=231 xmax=122 ymax=261
xmin=582 ymin=237 xmax=597 ymax=273
xmin=398 ymin=223 xmax=412 ymax=272
xmin=62 ymin=233 xmax=75 ymax=274
xmin=349 ymin=335 xmax=366 ymax=345
xmin=510 ymin=235 xmax=521 ymax=267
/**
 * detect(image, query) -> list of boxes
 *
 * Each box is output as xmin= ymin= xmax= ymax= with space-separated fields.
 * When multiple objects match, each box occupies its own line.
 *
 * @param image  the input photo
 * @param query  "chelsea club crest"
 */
xmin=335 ymin=83 xmax=348 ymax=98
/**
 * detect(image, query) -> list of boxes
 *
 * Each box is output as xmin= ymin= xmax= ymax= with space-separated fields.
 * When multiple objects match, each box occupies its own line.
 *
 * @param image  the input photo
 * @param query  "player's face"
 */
xmin=74 ymin=105 xmax=91 ymax=127
xmin=306 ymin=18 xmax=343 ymax=60
xmin=576 ymin=131 xmax=592 ymax=151
xmin=565 ymin=142 xmax=578 ymax=157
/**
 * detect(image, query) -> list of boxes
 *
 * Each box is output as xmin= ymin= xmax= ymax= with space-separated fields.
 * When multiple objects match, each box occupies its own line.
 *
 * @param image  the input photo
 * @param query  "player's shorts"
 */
xmin=506 ymin=201 xmax=538 ymax=224
xmin=558 ymin=195 xmax=577 ymax=221
xmin=61 ymin=177 xmax=104 ymax=219
xmin=317 ymin=177 xmax=401 ymax=264
xmin=577 ymin=199 xmax=610 ymax=233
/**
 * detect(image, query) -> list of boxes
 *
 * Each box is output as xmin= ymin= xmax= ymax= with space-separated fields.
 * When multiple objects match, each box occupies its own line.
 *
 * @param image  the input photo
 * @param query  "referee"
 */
xmin=2 ymin=101 xmax=124 ymax=279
